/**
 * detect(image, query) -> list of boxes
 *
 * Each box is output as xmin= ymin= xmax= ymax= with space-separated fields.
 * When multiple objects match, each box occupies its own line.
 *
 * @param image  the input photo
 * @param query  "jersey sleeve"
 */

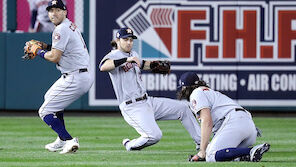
xmin=52 ymin=26 xmax=70 ymax=52
xmin=99 ymin=54 xmax=112 ymax=68
xmin=99 ymin=51 xmax=124 ymax=70
xmin=190 ymin=89 xmax=211 ymax=115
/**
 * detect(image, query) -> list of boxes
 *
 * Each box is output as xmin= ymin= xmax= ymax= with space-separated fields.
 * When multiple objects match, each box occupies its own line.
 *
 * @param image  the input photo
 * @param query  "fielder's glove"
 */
xmin=150 ymin=60 xmax=171 ymax=74
xmin=188 ymin=154 xmax=206 ymax=162
xmin=22 ymin=40 xmax=44 ymax=60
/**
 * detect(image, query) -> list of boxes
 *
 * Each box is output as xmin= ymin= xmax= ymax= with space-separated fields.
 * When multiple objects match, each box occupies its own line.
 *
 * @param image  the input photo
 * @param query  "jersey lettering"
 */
xmin=122 ymin=62 xmax=134 ymax=72
xmin=69 ymin=23 xmax=77 ymax=32
xmin=69 ymin=23 xmax=87 ymax=49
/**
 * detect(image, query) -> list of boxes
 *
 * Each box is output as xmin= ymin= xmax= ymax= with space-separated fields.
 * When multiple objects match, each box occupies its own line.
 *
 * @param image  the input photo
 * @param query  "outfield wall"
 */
xmin=1 ymin=0 xmax=296 ymax=111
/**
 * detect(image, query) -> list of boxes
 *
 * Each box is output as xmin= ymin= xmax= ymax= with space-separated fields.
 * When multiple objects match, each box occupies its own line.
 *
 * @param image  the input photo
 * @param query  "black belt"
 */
xmin=79 ymin=68 xmax=88 ymax=73
xmin=235 ymin=108 xmax=247 ymax=112
xmin=126 ymin=94 xmax=147 ymax=105
xmin=63 ymin=68 xmax=88 ymax=76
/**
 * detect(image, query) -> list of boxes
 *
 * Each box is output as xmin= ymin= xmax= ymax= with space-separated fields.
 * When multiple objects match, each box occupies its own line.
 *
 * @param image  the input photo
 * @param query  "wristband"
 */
xmin=37 ymin=49 xmax=47 ymax=59
xmin=114 ymin=58 xmax=127 ymax=67
xmin=140 ymin=60 xmax=146 ymax=69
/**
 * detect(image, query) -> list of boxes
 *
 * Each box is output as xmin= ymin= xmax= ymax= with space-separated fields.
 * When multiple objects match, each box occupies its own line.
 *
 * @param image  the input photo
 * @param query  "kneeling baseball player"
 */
xmin=177 ymin=72 xmax=270 ymax=162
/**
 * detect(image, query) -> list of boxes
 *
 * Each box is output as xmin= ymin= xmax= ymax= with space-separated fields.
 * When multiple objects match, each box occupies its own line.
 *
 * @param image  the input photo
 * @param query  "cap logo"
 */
xmin=126 ymin=28 xmax=132 ymax=34
xmin=52 ymin=0 xmax=57 ymax=5
xmin=116 ymin=32 xmax=120 ymax=38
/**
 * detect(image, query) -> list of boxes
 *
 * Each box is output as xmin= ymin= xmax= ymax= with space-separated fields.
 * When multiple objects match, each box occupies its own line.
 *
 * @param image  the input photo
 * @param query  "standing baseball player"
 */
xmin=99 ymin=28 xmax=201 ymax=151
xmin=23 ymin=0 xmax=93 ymax=154
xmin=177 ymin=72 xmax=270 ymax=162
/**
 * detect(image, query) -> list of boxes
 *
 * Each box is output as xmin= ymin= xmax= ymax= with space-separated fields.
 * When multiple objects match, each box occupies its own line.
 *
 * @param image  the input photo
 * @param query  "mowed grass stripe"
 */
xmin=0 ymin=116 xmax=295 ymax=167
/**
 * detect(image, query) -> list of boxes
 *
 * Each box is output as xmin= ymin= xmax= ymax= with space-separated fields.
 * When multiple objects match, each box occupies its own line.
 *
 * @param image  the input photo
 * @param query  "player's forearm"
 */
xmin=44 ymin=51 xmax=61 ymax=63
xmin=100 ymin=59 xmax=116 ymax=72
xmin=200 ymin=119 xmax=212 ymax=151
xmin=141 ymin=60 xmax=151 ymax=70
xmin=199 ymin=109 xmax=213 ymax=153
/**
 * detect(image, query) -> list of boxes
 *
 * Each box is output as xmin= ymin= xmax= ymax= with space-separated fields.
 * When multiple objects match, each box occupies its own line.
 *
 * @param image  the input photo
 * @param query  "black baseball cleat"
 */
xmin=250 ymin=143 xmax=270 ymax=162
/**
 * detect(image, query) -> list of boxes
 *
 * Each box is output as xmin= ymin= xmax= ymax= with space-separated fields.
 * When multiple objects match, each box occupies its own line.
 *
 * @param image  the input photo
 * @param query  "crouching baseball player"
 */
xmin=100 ymin=28 xmax=201 ymax=151
xmin=177 ymin=72 xmax=270 ymax=162
xmin=23 ymin=0 xmax=93 ymax=154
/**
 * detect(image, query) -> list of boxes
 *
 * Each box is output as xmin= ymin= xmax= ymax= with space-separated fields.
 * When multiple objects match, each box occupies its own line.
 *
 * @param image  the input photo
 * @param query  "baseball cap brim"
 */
xmin=46 ymin=5 xmax=66 ymax=11
xmin=120 ymin=34 xmax=137 ymax=39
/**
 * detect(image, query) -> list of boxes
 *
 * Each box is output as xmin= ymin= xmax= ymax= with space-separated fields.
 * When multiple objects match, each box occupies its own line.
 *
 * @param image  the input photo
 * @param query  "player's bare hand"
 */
xmin=189 ymin=152 xmax=206 ymax=162
xmin=197 ymin=150 xmax=206 ymax=159
xmin=127 ymin=56 xmax=141 ymax=67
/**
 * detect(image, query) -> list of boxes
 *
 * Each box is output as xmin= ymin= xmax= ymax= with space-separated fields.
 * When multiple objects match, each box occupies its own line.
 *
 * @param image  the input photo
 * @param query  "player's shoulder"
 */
xmin=192 ymin=86 xmax=211 ymax=95
xmin=54 ymin=19 xmax=71 ymax=33
xmin=104 ymin=50 xmax=123 ymax=59
xmin=196 ymin=86 xmax=211 ymax=92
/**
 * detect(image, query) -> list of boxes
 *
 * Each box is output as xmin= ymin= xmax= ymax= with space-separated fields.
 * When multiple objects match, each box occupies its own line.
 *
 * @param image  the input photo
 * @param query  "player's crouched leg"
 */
xmin=127 ymin=130 xmax=163 ymax=151
xmin=148 ymin=130 xmax=163 ymax=145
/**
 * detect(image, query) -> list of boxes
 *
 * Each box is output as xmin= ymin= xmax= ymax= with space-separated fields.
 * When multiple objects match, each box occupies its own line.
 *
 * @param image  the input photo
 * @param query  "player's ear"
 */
xmin=64 ymin=10 xmax=67 ymax=17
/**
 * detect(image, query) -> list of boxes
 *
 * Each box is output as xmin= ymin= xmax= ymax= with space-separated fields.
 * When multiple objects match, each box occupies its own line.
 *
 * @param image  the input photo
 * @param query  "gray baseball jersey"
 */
xmin=52 ymin=18 xmax=89 ymax=74
xmin=189 ymin=86 xmax=241 ymax=127
xmin=100 ymin=50 xmax=146 ymax=104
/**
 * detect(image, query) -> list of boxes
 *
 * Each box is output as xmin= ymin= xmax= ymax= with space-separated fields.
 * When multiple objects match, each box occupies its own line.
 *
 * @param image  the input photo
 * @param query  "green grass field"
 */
xmin=0 ymin=116 xmax=295 ymax=167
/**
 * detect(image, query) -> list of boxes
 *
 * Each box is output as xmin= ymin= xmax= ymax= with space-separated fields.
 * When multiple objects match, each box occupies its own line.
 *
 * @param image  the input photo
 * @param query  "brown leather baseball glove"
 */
xmin=150 ymin=60 xmax=171 ymax=74
xmin=22 ymin=40 xmax=44 ymax=60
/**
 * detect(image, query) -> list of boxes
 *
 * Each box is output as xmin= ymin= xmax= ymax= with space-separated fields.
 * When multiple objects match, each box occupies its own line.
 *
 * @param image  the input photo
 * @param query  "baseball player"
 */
xmin=99 ymin=28 xmax=201 ymax=151
xmin=177 ymin=72 xmax=270 ymax=162
xmin=23 ymin=0 xmax=93 ymax=154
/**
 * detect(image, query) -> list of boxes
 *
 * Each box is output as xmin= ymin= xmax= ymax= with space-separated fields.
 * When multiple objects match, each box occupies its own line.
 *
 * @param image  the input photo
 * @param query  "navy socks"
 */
xmin=56 ymin=111 xmax=65 ymax=127
xmin=43 ymin=114 xmax=72 ymax=141
xmin=215 ymin=147 xmax=251 ymax=161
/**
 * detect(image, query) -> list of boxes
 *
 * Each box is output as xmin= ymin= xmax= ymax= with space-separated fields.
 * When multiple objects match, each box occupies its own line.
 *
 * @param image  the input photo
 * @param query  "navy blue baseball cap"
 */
xmin=178 ymin=72 xmax=200 ymax=88
xmin=116 ymin=28 xmax=137 ymax=39
xmin=46 ymin=0 xmax=66 ymax=11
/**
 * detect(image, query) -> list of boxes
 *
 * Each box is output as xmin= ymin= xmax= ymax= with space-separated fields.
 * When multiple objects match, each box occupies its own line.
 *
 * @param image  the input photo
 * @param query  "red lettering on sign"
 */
xmin=223 ymin=10 xmax=257 ymax=59
xmin=178 ymin=10 xmax=206 ymax=58
xmin=206 ymin=46 xmax=219 ymax=58
xmin=278 ymin=11 xmax=296 ymax=59
xmin=261 ymin=46 xmax=273 ymax=58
